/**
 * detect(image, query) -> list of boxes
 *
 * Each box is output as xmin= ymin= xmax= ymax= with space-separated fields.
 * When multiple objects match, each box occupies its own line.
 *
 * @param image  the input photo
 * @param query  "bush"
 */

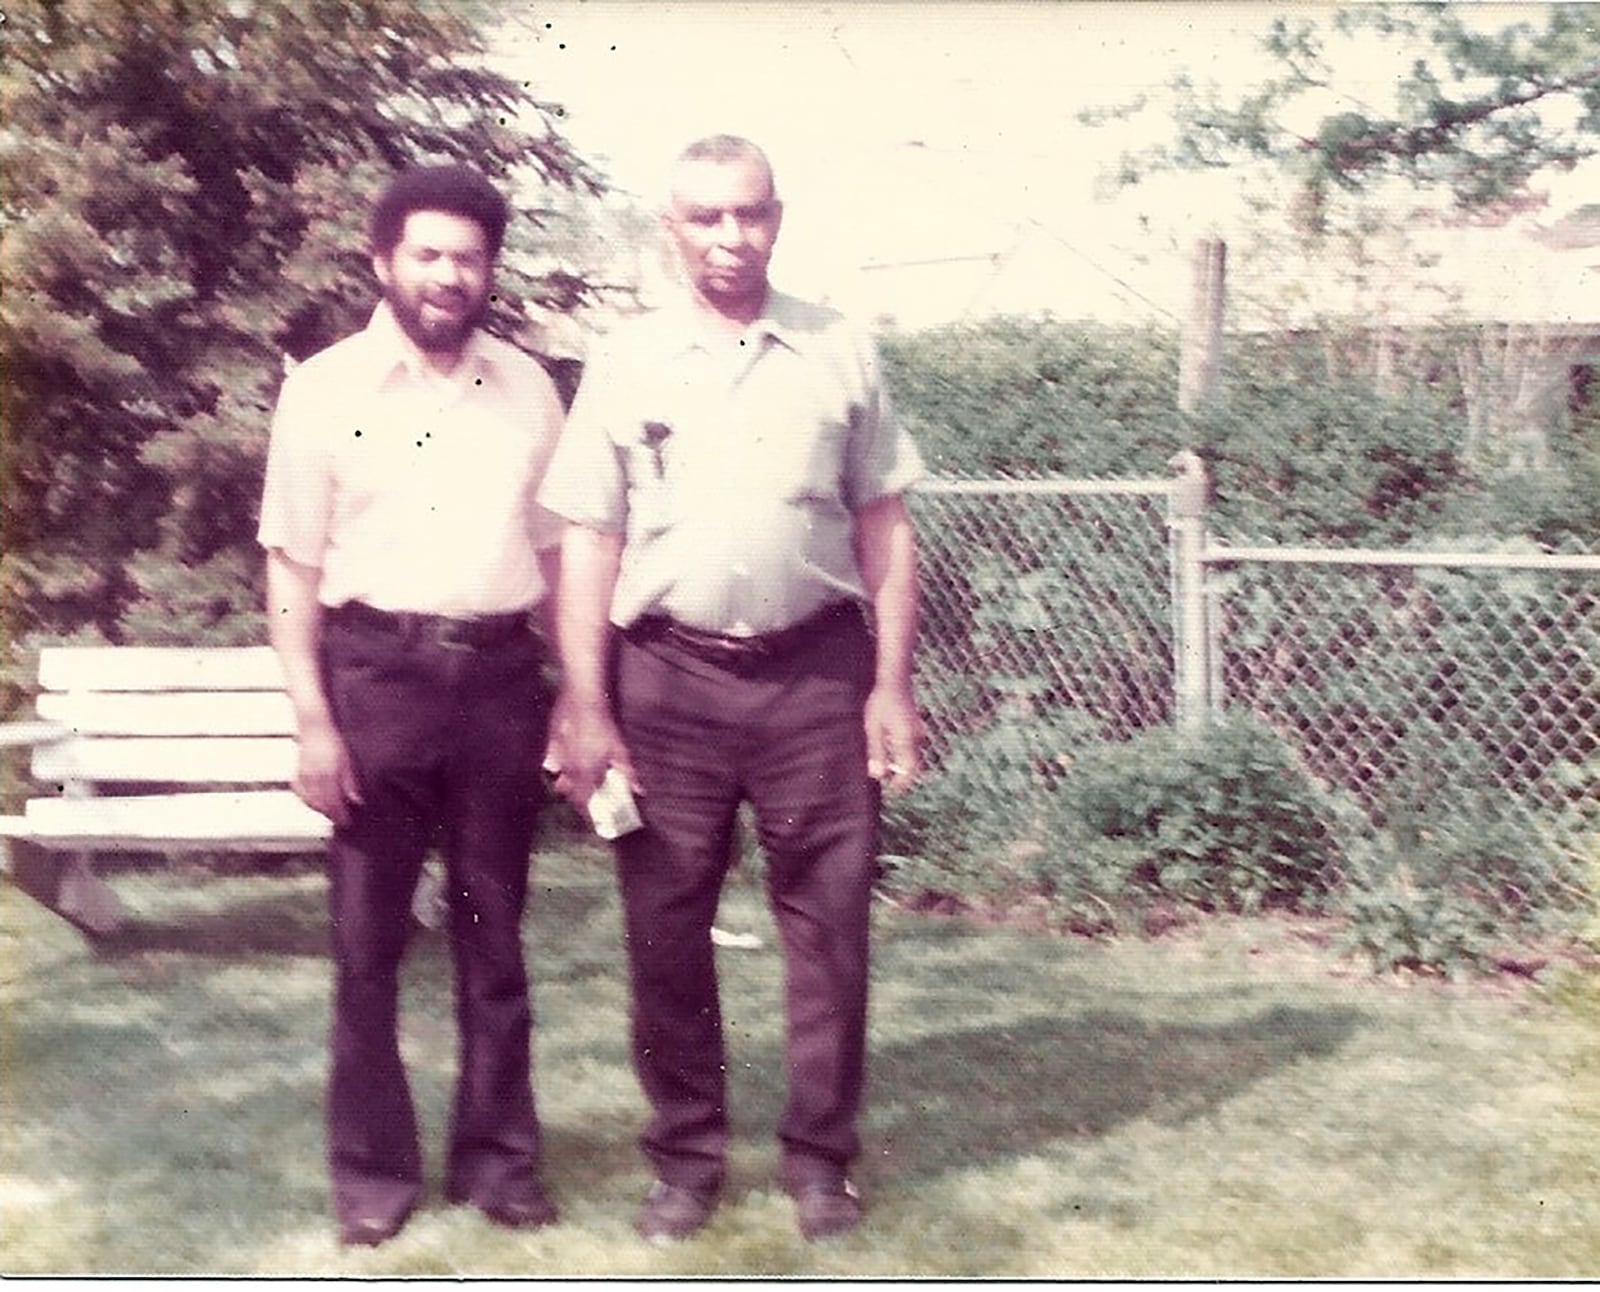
xmin=1339 ymin=768 xmax=1597 ymax=977
xmin=880 ymin=699 xmax=1102 ymax=907
xmin=880 ymin=713 xmax=1347 ymax=932
xmin=1047 ymin=715 xmax=1346 ymax=915
xmin=882 ymin=708 xmax=1597 ymax=975
xmin=1191 ymin=346 xmax=1474 ymax=546
xmin=1339 ymin=862 xmax=1506 ymax=980
xmin=885 ymin=314 xmax=1599 ymax=554
xmin=879 ymin=315 xmax=1597 ymax=972
xmin=880 ymin=318 xmax=1185 ymax=479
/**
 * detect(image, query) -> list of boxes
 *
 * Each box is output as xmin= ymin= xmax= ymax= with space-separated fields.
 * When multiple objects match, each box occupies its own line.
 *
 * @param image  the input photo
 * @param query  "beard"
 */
xmin=384 ymin=283 xmax=491 ymax=356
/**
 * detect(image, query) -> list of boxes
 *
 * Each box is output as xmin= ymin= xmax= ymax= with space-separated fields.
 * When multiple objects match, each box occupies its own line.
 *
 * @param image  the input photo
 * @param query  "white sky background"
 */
xmin=489 ymin=1 xmax=1600 ymax=329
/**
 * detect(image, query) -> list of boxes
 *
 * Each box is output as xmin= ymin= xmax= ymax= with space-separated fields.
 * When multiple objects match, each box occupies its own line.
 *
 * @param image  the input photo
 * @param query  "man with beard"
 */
xmin=259 ymin=164 xmax=566 ymax=1247
xmin=541 ymin=135 xmax=926 ymax=1243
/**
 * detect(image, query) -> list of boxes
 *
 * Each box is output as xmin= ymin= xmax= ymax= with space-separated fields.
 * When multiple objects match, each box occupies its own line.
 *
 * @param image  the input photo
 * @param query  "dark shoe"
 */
xmin=792 ymin=1178 xmax=862 ymax=1241
xmin=635 ymin=1179 xmax=718 ymax=1244
xmin=447 ymin=1185 xmax=560 ymax=1230
xmin=338 ymin=1211 xmax=410 ymax=1248
xmin=478 ymin=1191 xmax=559 ymax=1230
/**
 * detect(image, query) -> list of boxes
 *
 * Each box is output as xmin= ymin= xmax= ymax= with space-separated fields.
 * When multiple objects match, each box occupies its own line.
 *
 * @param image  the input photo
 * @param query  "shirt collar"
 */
xmin=665 ymin=288 xmax=807 ymax=357
xmin=752 ymin=290 xmax=807 ymax=353
xmin=361 ymin=301 xmax=499 ymax=391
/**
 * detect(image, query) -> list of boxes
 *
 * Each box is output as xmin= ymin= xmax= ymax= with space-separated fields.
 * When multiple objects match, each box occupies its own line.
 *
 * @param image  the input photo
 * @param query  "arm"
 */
xmin=852 ymin=493 xmax=927 ymax=792
xmin=265 ymin=549 xmax=361 ymax=826
xmin=544 ymin=522 xmax=633 ymax=809
xmin=535 ymin=543 xmax=561 ymax=647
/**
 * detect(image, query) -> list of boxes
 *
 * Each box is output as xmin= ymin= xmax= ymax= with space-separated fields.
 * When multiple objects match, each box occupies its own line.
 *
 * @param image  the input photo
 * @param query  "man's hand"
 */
xmin=293 ymin=719 xmax=363 ymax=827
xmin=863 ymin=683 xmax=925 ymax=795
xmin=544 ymin=690 xmax=636 ymax=813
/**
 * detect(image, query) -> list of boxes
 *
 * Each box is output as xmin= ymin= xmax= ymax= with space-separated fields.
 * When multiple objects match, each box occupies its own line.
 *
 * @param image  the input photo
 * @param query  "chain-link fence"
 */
xmin=908 ymin=469 xmax=1600 ymax=852
xmin=1206 ymin=547 xmax=1599 ymax=851
xmin=909 ymin=475 xmax=1177 ymax=761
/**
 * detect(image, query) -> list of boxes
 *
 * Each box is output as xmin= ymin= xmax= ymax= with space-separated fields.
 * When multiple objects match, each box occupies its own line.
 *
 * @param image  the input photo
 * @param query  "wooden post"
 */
xmin=1174 ymin=240 xmax=1223 ymax=729
xmin=1178 ymin=238 xmax=1226 ymax=413
xmin=1167 ymin=450 xmax=1213 ymax=732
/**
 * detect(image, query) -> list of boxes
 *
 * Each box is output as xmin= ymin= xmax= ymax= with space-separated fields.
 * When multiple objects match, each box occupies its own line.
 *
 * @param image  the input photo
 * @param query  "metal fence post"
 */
xmin=1168 ymin=450 xmax=1211 ymax=732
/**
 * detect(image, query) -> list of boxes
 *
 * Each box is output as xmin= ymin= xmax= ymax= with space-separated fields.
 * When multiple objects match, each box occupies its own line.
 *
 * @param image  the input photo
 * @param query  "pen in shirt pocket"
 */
xmin=641 ymin=420 xmax=672 ymax=479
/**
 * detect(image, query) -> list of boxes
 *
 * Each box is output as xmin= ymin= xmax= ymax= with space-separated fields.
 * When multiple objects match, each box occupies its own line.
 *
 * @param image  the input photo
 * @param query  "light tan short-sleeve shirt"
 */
xmin=258 ymin=304 xmax=565 ymax=617
xmin=538 ymin=290 xmax=923 ymax=634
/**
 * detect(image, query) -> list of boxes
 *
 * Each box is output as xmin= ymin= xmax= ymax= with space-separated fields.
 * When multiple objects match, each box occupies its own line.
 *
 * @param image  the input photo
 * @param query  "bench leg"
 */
xmin=46 ymin=781 xmax=128 ymax=937
xmin=6 ymin=843 xmax=128 ymax=938
xmin=56 ymin=852 xmax=128 ymax=937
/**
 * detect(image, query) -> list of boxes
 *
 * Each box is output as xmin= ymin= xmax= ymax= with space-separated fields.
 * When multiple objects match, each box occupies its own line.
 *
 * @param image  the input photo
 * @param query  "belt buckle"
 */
xmin=720 ymin=633 xmax=769 ymax=672
xmin=434 ymin=617 xmax=479 ymax=652
xmin=689 ymin=626 xmax=762 ymax=659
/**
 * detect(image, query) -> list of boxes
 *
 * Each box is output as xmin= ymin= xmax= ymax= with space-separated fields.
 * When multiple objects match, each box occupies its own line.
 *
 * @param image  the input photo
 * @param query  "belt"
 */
xmin=328 ymin=601 xmax=532 ymax=650
xmin=630 ymin=601 xmax=861 ymax=666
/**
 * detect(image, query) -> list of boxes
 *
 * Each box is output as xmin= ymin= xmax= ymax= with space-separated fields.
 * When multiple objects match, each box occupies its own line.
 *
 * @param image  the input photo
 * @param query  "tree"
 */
xmin=1090 ymin=3 xmax=1598 ymax=488
xmin=0 ymin=0 xmax=606 ymax=654
xmin=1105 ymin=3 xmax=1600 ymax=229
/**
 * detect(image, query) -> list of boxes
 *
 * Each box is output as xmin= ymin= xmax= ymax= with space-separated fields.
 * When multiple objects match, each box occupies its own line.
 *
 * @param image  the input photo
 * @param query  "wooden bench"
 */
xmin=1 ymin=645 xmax=332 ymax=935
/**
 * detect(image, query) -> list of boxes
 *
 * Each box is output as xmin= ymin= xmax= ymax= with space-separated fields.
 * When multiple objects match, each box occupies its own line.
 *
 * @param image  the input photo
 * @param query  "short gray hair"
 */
xmin=676 ymin=134 xmax=771 ymax=172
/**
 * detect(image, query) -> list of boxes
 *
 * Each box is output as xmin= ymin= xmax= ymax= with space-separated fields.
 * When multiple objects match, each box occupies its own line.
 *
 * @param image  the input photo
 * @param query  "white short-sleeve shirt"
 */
xmin=538 ymin=290 xmax=923 ymax=634
xmin=258 ymin=304 xmax=565 ymax=617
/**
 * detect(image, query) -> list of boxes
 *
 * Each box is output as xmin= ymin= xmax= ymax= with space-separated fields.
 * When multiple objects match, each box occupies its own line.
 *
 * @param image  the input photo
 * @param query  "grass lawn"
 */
xmin=2 ymin=840 xmax=1597 ymax=1278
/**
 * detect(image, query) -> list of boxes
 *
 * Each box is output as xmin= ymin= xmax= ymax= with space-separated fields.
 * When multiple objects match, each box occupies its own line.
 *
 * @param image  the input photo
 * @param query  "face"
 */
xmin=373 ymin=209 xmax=493 ymax=355
xmin=663 ymin=154 xmax=783 ymax=312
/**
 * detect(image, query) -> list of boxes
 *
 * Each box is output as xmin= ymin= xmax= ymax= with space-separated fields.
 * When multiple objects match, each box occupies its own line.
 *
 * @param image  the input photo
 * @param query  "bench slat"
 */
xmin=4 ymin=790 xmax=331 ymax=848
xmin=0 ymin=720 xmax=68 ymax=749
xmin=38 ymin=646 xmax=287 ymax=693
xmin=34 ymin=737 xmax=298 ymax=784
xmin=37 ymin=691 xmax=297 ymax=736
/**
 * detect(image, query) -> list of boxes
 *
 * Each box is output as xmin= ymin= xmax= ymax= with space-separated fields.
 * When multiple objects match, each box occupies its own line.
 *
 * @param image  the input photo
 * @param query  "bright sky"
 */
xmin=489 ymin=2 xmax=1598 ymax=328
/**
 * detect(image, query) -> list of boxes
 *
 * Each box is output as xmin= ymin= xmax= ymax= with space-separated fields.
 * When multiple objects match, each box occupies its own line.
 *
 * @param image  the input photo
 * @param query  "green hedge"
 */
xmin=879 ymin=317 xmax=1599 ymax=973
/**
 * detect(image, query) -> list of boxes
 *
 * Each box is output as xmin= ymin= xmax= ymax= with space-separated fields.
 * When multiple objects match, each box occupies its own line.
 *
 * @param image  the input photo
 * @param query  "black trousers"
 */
xmin=318 ymin=611 xmax=551 ymax=1226
xmin=613 ymin=605 xmax=881 ymax=1196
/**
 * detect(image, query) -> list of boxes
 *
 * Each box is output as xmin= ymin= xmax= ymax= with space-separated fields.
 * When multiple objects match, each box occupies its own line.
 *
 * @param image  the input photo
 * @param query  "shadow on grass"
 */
xmin=81 ymin=864 xmax=615 ymax=965
xmin=7 ymin=859 xmax=1377 ymax=1272
xmin=89 ymin=887 xmax=332 ymax=959
xmin=862 ymin=1004 xmax=1363 ymax=1183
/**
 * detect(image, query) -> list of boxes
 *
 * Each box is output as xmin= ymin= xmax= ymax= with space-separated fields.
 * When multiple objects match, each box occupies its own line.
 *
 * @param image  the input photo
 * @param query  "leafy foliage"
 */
xmin=880 ymin=317 xmax=1185 ymax=479
xmin=1340 ymin=794 xmax=1594 ymax=978
xmin=1101 ymin=3 xmax=1600 ymax=225
xmin=0 ymin=0 xmax=605 ymax=654
xmin=1191 ymin=335 xmax=1474 ymax=545
xmin=1047 ymin=717 xmax=1347 ymax=917
xmin=1436 ymin=407 xmax=1600 ymax=552
xmin=885 ymin=315 xmax=1597 ymax=550
xmin=880 ymin=700 xmax=1103 ymax=904
xmin=882 ymin=687 xmax=1592 ymax=975
xmin=884 ymin=318 xmax=1598 ymax=971
xmin=881 ymin=712 xmax=1348 ymax=934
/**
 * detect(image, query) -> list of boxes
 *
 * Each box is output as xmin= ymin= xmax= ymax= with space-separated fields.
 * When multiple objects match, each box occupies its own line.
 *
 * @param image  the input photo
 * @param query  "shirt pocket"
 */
xmin=763 ymin=401 xmax=851 ymax=514
xmin=619 ymin=436 xmax=676 ymax=538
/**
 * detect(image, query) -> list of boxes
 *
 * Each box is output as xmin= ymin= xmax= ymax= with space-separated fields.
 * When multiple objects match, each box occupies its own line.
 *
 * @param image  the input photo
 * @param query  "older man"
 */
xmin=259 ymin=164 xmax=565 ymax=1247
xmin=541 ymin=135 xmax=926 ymax=1243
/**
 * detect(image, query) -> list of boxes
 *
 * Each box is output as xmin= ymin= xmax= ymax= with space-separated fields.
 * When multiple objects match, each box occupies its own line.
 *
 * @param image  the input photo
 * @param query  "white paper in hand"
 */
xmin=588 ymin=766 xmax=643 ymax=840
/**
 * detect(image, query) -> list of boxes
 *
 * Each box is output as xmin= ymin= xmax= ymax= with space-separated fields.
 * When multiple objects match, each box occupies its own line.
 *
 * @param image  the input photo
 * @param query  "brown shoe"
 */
xmin=636 ymin=1180 xmax=718 ymax=1244
xmin=793 ymin=1179 xmax=862 ymax=1241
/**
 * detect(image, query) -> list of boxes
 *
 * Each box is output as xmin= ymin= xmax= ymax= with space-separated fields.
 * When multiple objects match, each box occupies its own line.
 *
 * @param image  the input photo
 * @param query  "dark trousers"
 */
xmin=318 ymin=611 xmax=551 ymax=1226
xmin=613 ymin=606 xmax=881 ymax=1196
